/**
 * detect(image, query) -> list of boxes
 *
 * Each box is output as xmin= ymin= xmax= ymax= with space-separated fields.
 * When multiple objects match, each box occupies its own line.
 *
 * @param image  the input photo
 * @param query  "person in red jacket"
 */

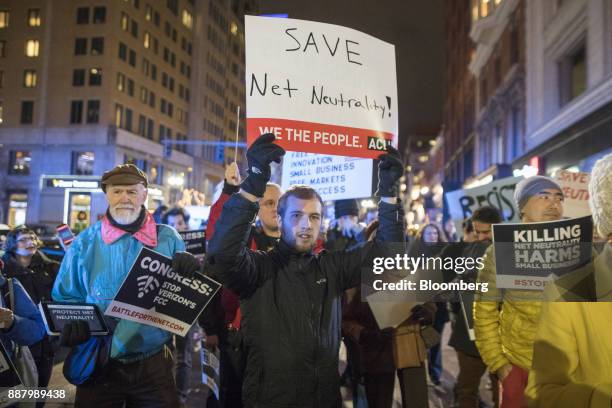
xmin=201 ymin=162 xmax=282 ymax=407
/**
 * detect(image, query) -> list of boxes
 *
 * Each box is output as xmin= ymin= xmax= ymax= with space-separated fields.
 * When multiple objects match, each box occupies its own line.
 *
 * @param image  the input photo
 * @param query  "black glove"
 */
xmin=222 ymin=179 xmax=240 ymax=195
xmin=410 ymin=305 xmax=434 ymax=325
xmin=59 ymin=320 xmax=91 ymax=347
xmin=241 ymin=133 xmax=285 ymax=197
xmin=172 ymin=251 xmax=201 ymax=279
xmin=359 ymin=327 xmax=394 ymax=348
xmin=375 ymin=145 xmax=404 ymax=197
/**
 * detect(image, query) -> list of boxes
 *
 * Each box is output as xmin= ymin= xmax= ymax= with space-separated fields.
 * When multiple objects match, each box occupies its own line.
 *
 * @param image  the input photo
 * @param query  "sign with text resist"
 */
xmin=245 ymin=16 xmax=398 ymax=159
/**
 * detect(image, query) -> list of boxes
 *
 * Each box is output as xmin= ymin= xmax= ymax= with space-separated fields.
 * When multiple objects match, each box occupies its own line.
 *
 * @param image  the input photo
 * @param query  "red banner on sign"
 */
xmin=247 ymin=118 xmax=395 ymax=159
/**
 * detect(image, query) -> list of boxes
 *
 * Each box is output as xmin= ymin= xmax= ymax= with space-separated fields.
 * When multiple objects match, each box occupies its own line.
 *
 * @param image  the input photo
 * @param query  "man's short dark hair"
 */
xmin=277 ymin=185 xmax=323 ymax=218
xmin=472 ymin=206 xmax=502 ymax=224
xmin=162 ymin=206 xmax=190 ymax=224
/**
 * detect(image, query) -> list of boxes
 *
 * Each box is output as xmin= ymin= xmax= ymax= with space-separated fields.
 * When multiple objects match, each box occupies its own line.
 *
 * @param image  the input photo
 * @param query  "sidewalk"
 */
xmin=44 ymin=323 xmax=496 ymax=407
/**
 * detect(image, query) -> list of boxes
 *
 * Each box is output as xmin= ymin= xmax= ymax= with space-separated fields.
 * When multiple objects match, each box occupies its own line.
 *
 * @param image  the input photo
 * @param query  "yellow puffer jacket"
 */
xmin=473 ymin=245 xmax=543 ymax=373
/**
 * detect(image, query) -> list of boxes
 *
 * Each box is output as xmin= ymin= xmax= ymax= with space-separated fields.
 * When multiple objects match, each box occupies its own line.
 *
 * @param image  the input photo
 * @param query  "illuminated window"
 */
xmin=9 ymin=151 xmax=31 ymax=175
xmin=230 ymin=22 xmax=238 ymax=36
xmin=481 ymin=0 xmax=489 ymax=18
xmin=89 ymin=68 xmax=102 ymax=86
xmin=115 ymin=104 xmax=123 ymax=127
xmin=23 ymin=70 xmax=37 ymax=87
xmin=117 ymin=73 xmax=125 ymax=92
xmin=0 ymin=11 xmax=9 ymax=28
xmin=72 ymin=151 xmax=94 ymax=175
xmin=182 ymin=10 xmax=193 ymax=29
xmin=145 ymin=4 xmax=152 ymax=21
xmin=0 ymin=101 xmax=3 ymax=124
xmin=28 ymin=9 xmax=41 ymax=27
xmin=120 ymin=13 xmax=129 ymax=31
xmin=25 ymin=40 xmax=40 ymax=57
xmin=144 ymin=32 xmax=150 ymax=48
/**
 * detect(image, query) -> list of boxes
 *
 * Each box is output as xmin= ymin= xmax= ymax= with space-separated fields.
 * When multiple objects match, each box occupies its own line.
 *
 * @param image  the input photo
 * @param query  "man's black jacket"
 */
xmin=208 ymin=194 xmax=404 ymax=407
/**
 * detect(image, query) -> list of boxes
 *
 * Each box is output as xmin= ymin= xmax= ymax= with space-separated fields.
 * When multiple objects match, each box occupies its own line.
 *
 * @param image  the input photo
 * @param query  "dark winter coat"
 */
xmin=208 ymin=194 xmax=404 ymax=407
xmin=2 ymin=251 xmax=59 ymax=359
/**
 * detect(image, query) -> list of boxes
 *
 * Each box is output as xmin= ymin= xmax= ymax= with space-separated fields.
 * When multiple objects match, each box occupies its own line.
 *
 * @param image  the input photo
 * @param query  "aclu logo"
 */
xmin=366 ymin=136 xmax=391 ymax=151
xmin=137 ymin=275 xmax=160 ymax=298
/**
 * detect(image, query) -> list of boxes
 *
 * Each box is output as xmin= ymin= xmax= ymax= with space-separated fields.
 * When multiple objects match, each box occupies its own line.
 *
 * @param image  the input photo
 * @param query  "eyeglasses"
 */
xmin=535 ymin=192 xmax=565 ymax=203
xmin=16 ymin=236 xmax=36 ymax=244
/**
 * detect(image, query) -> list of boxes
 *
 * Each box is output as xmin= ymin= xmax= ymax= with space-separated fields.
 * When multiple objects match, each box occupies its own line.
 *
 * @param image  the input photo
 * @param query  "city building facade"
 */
xmin=0 ymin=0 xmax=256 ymax=229
xmin=469 ymin=0 xmax=526 ymax=186
xmin=516 ymin=0 xmax=612 ymax=175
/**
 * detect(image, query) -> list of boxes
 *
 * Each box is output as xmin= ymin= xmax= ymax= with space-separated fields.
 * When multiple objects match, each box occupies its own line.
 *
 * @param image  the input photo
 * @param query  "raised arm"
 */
xmin=330 ymin=145 xmax=406 ymax=291
xmin=207 ymin=134 xmax=285 ymax=297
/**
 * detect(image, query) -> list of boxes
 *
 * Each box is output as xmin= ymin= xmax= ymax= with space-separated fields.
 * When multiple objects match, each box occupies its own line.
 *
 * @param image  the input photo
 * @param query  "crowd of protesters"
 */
xmin=0 ymin=139 xmax=610 ymax=408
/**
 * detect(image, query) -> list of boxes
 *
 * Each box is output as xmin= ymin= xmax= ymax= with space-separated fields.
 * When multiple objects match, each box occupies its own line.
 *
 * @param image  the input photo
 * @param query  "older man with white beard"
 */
xmin=53 ymin=164 xmax=202 ymax=407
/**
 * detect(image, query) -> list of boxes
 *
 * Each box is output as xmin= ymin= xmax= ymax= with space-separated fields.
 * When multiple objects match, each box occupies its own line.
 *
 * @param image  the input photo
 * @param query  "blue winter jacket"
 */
xmin=52 ymin=218 xmax=185 ymax=361
xmin=0 ymin=275 xmax=46 ymax=358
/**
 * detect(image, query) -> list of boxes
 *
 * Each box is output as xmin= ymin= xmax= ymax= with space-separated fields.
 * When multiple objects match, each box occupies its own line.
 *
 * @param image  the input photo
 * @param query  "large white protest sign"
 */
xmin=281 ymin=151 xmax=373 ymax=200
xmin=245 ymin=16 xmax=398 ymax=159
xmin=105 ymin=248 xmax=221 ymax=336
xmin=446 ymin=176 xmax=523 ymax=224
xmin=554 ymin=170 xmax=591 ymax=218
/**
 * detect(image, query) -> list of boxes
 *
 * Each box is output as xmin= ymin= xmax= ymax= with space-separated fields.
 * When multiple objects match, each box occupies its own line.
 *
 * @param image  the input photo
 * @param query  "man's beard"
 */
xmin=110 ymin=206 xmax=140 ymax=225
xmin=283 ymin=230 xmax=315 ymax=253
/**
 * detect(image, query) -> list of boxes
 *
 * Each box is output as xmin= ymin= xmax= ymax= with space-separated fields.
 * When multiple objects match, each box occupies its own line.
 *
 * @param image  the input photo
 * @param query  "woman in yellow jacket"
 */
xmin=526 ymin=153 xmax=612 ymax=407
xmin=473 ymin=175 xmax=565 ymax=408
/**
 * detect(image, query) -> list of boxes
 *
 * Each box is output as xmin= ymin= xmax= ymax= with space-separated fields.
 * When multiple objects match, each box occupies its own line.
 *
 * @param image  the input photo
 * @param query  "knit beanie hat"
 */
xmin=514 ymin=176 xmax=562 ymax=211
xmin=334 ymin=199 xmax=359 ymax=218
xmin=588 ymin=153 xmax=612 ymax=237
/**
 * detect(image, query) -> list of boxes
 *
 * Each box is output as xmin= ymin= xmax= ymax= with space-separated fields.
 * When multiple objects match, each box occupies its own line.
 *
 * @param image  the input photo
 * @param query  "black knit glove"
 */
xmin=59 ymin=320 xmax=91 ymax=347
xmin=375 ymin=145 xmax=404 ymax=197
xmin=172 ymin=251 xmax=201 ymax=279
xmin=241 ymin=133 xmax=285 ymax=197
xmin=222 ymin=179 xmax=240 ymax=195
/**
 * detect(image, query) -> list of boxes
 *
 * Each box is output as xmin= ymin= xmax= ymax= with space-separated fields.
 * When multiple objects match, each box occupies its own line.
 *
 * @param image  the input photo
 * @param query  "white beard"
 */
xmin=110 ymin=207 xmax=140 ymax=225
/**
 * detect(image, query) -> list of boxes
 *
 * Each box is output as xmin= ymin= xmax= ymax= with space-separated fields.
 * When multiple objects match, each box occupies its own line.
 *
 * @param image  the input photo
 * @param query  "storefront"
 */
xmin=7 ymin=191 xmax=28 ymax=227
xmin=513 ymin=101 xmax=612 ymax=176
xmin=39 ymin=175 xmax=104 ymax=233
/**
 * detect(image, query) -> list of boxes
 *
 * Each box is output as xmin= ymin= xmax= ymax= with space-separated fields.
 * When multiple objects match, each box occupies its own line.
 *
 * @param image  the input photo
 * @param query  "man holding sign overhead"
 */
xmin=208 ymin=133 xmax=405 ymax=407
xmin=53 ymin=164 xmax=202 ymax=407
